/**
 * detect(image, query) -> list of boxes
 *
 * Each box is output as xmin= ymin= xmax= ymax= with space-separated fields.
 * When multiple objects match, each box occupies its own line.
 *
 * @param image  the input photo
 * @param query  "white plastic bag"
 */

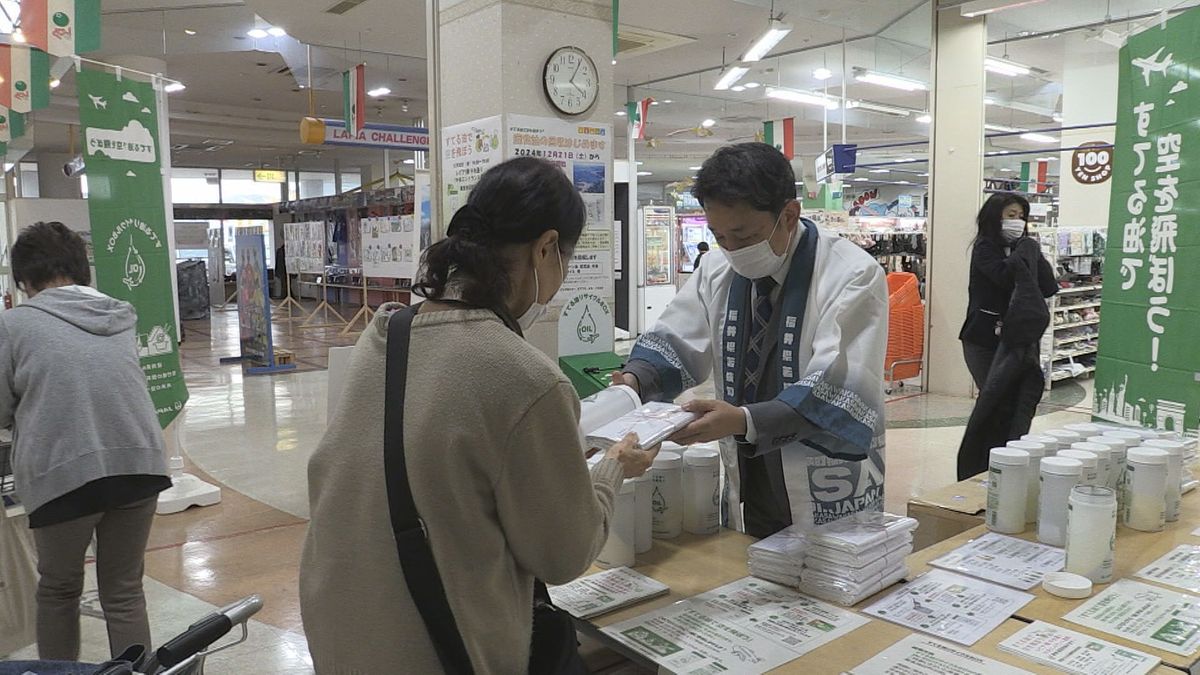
xmin=0 ymin=505 xmax=38 ymax=657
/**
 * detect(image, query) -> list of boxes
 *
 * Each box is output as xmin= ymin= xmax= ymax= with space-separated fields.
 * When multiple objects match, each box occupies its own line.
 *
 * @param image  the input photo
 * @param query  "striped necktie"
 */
xmin=741 ymin=276 xmax=777 ymax=404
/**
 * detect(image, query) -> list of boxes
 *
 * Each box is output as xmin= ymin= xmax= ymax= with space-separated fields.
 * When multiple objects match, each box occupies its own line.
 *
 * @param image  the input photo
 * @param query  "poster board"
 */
xmin=235 ymin=230 xmax=272 ymax=366
xmin=361 ymin=215 xmax=419 ymax=279
xmin=283 ymin=220 xmax=326 ymax=274
xmin=1095 ymin=8 xmax=1200 ymax=434
xmin=442 ymin=115 xmax=504 ymax=222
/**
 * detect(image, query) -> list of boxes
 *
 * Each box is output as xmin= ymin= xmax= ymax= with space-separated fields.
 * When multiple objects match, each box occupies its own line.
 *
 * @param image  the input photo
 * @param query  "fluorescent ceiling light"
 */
xmin=184 ymin=29 xmax=197 ymax=36
xmin=743 ymin=19 xmax=792 ymax=62
xmin=649 ymin=100 xmax=660 ymax=106
xmin=164 ymin=82 xmax=186 ymax=93
xmin=367 ymin=87 xmax=391 ymax=97
xmin=267 ymin=27 xmax=287 ymax=37
xmin=985 ymin=123 xmax=1023 ymax=133
xmin=11 ymin=28 xmax=25 ymax=44
xmin=916 ymin=114 xmax=932 ymax=124
xmin=701 ymin=119 xmax=716 ymax=128
xmin=662 ymin=99 xmax=673 ymax=104
xmin=403 ymin=159 xmax=415 ymax=165
xmin=1036 ymin=156 xmax=1059 ymax=162
xmin=743 ymin=82 xmax=761 ymax=89
xmin=854 ymin=69 xmax=926 ymax=92
xmin=847 ymin=100 xmax=912 ymax=117
xmin=984 ymin=97 xmax=996 ymax=105
xmin=766 ymin=86 xmax=839 ymax=109
xmin=247 ymin=28 xmax=269 ymax=38
xmin=1000 ymin=167 xmax=1014 ymax=172
xmin=869 ymin=169 xmax=890 ymax=174
xmin=49 ymin=78 xmax=60 ymax=89
xmin=637 ymin=171 xmax=653 ymax=176
xmin=960 ymin=0 xmax=1047 ymax=18
xmin=615 ymin=110 xmax=627 ymax=116
xmin=1021 ymin=132 xmax=1057 ymax=143
xmin=731 ymin=85 xmax=746 ymax=92
xmin=853 ymin=177 xmax=869 ymax=182
xmin=1052 ymin=113 xmax=1063 ymax=122
xmin=689 ymin=166 xmax=703 ymax=171
xmin=714 ymin=65 xmax=750 ymax=91
xmin=985 ymin=56 xmax=1031 ymax=77
xmin=896 ymin=180 xmax=911 ymax=185
xmin=813 ymin=67 xmax=833 ymax=81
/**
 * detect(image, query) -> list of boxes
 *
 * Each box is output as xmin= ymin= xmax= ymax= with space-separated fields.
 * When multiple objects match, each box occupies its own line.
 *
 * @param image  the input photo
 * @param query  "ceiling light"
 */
xmin=847 ymin=100 xmax=912 ymax=117
xmin=896 ymin=180 xmax=911 ymax=185
xmin=870 ymin=169 xmax=890 ymax=174
xmin=49 ymin=78 xmax=60 ymax=89
xmin=854 ymin=69 xmax=927 ymax=92
xmin=853 ymin=177 xmax=869 ymax=182
xmin=1000 ymin=167 xmax=1014 ymax=172
xmin=403 ymin=158 xmax=415 ymax=165
xmin=714 ymin=65 xmax=750 ymax=91
xmin=701 ymin=119 xmax=716 ymax=128
xmin=960 ymin=0 xmax=1047 ymax=18
xmin=662 ymin=99 xmax=673 ymax=104
xmin=984 ymin=123 xmax=1023 ymax=133
xmin=985 ymin=56 xmax=1031 ymax=77
xmin=184 ymin=29 xmax=197 ymax=36
xmin=650 ymin=100 xmax=660 ymax=105
xmin=367 ymin=87 xmax=391 ymax=97
xmin=1052 ymin=113 xmax=1063 ymax=123
xmin=1021 ymin=132 xmax=1057 ymax=143
xmin=743 ymin=18 xmax=792 ymax=62
xmin=813 ymin=67 xmax=833 ymax=80
xmin=615 ymin=110 xmax=627 ymax=116
xmin=637 ymin=171 xmax=653 ymax=176
xmin=689 ymin=165 xmax=703 ymax=171
xmin=743 ymin=82 xmax=761 ymax=89
xmin=766 ymin=86 xmax=839 ymax=109
xmin=11 ymin=28 xmax=25 ymax=44
xmin=1036 ymin=156 xmax=1059 ymax=162
xmin=247 ymin=28 xmax=269 ymax=39
xmin=984 ymin=97 xmax=997 ymax=105
xmin=267 ymin=27 xmax=287 ymax=37
xmin=916 ymin=114 xmax=933 ymax=124
xmin=164 ymin=82 xmax=186 ymax=93
xmin=731 ymin=85 xmax=746 ymax=92
xmin=636 ymin=161 xmax=644 ymax=165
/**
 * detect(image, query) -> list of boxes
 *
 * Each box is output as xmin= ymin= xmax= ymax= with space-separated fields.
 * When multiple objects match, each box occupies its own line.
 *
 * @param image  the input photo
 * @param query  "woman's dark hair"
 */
xmin=975 ymin=192 xmax=1030 ymax=247
xmin=12 ymin=221 xmax=91 ymax=291
xmin=692 ymin=142 xmax=797 ymax=215
xmin=414 ymin=157 xmax=585 ymax=311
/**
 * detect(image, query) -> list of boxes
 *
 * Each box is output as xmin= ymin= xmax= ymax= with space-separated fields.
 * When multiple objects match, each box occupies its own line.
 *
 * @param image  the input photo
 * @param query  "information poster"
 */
xmin=441 ymin=115 xmax=503 ymax=222
xmin=235 ymin=230 xmax=273 ymax=367
xmin=1064 ymin=579 xmax=1200 ymax=656
xmin=850 ymin=634 xmax=1032 ymax=675
xmin=1135 ymin=544 xmax=1200 ymax=593
xmin=642 ymin=206 xmax=674 ymax=286
xmin=999 ymin=621 xmax=1161 ymax=675
xmin=602 ymin=577 xmax=868 ymax=674
xmin=863 ymin=569 xmax=1035 ymax=646
xmin=77 ymin=68 xmax=188 ymax=427
xmin=1094 ymin=7 xmax=1200 ymax=434
xmin=284 ymin=221 xmax=325 ymax=274
xmin=361 ymin=215 xmax=418 ymax=279
xmin=929 ymin=533 xmax=1066 ymax=590
xmin=547 ymin=567 xmax=669 ymax=620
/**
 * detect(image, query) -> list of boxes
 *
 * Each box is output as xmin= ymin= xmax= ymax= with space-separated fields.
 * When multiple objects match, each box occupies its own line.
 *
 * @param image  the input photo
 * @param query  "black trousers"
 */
xmin=962 ymin=341 xmax=997 ymax=390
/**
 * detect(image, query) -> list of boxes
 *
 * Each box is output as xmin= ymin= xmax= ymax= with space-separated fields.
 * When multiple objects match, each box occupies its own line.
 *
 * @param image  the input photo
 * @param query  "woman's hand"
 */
xmin=604 ymin=433 xmax=660 ymax=479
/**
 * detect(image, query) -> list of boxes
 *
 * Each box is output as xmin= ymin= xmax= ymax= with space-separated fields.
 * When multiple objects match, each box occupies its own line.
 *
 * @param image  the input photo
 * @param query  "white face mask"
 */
xmin=516 ymin=248 xmax=565 ymax=332
xmin=1001 ymin=219 xmax=1027 ymax=242
xmin=723 ymin=210 xmax=792 ymax=280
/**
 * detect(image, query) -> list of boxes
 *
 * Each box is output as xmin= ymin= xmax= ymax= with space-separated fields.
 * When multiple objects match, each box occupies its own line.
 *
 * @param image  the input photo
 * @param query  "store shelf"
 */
xmin=1057 ymin=301 xmax=1103 ymax=312
xmin=1057 ymin=284 xmax=1103 ymax=295
xmin=1054 ymin=319 xmax=1101 ymax=331
xmin=1055 ymin=333 xmax=1099 ymax=346
xmin=1054 ymin=346 xmax=1098 ymax=361
xmin=1053 ymin=365 xmax=1097 ymax=382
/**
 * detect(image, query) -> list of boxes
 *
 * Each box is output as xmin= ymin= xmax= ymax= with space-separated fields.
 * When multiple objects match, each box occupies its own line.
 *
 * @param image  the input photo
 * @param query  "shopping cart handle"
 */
xmin=219 ymin=594 xmax=263 ymax=626
xmin=155 ymin=614 xmax=231 ymax=668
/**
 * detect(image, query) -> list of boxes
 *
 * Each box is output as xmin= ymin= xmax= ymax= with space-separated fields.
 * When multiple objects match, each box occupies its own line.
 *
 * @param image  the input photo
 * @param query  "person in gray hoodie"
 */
xmin=0 ymin=221 xmax=170 ymax=661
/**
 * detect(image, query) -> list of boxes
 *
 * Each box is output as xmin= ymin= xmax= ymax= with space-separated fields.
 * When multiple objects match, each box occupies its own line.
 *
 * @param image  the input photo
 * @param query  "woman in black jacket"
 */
xmin=958 ymin=192 xmax=1058 ymax=388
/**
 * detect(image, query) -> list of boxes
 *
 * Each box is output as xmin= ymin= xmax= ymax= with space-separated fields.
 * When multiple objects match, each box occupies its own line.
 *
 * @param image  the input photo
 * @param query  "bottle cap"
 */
xmin=1043 ymin=572 xmax=1093 ymax=599
xmin=1127 ymin=447 xmax=1169 ymax=465
xmin=683 ymin=448 xmax=720 ymax=466
xmin=1071 ymin=442 xmax=1112 ymax=459
xmin=1065 ymin=423 xmax=1105 ymax=435
xmin=1143 ymin=439 xmax=1186 ymax=456
xmin=1103 ymin=430 xmax=1143 ymax=443
xmin=652 ymin=451 xmax=683 ymax=469
xmin=1047 ymin=429 xmax=1084 ymax=442
xmin=989 ymin=447 xmax=1030 ymax=466
xmin=1040 ymin=456 xmax=1083 ymax=476
xmin=1088 ymin=435 xmax=1131 ymax=453
xmin=1022 ymin=434 xmax=1062 ymax=449
xmin=1007 ymin=440 xmax=1047 ymax=456
xmin=1057 ymin=449 xmax=1098 ymax=468
xmin=1131 ymin=427 xmax=1162 ymax=439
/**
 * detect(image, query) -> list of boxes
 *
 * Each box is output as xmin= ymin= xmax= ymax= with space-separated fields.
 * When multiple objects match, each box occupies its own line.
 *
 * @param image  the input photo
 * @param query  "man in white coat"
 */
xmin=617 ymin=143 xmax=888 ymax=538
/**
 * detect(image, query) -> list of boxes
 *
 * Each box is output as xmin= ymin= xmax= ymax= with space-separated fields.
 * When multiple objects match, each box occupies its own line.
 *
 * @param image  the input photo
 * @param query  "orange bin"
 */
xmin=885 ymin=272 xmax=924 ymax=384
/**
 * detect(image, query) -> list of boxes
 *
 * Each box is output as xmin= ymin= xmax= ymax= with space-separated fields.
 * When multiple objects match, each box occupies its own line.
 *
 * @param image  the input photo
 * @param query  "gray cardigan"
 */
xmin=0 ymin=286 xmax=167 ymax=514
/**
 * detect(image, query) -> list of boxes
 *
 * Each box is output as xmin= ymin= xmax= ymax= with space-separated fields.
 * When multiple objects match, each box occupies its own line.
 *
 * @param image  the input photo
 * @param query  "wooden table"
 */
xmin=906 ymin=475 xmax=987 ymax=551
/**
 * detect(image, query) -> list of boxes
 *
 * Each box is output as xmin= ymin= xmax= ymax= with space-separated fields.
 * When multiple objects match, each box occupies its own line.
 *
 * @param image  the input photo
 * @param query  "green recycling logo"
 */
xmin=576 ymin=304 xmax=599 ymax=344
xmin=53 ymin=12 xmax=71 ymax=28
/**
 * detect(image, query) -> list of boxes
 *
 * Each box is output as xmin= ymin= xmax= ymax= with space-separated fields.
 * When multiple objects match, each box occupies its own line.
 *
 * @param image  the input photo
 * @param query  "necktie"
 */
xmin=741 ymin=277 xmax=777 ymax=404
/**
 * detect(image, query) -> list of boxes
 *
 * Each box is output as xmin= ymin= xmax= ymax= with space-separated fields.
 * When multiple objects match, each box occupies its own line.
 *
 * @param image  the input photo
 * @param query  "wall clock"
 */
xmin=543 ymin=46 xmax=598 ymax=116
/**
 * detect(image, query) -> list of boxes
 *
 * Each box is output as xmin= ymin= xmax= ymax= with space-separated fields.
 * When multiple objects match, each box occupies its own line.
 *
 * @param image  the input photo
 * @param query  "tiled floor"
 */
xmin=3 ymin=306 xmax=1094 ymax=671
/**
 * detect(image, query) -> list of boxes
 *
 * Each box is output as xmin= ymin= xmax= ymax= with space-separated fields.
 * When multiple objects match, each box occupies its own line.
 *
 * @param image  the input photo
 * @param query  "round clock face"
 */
xmin=543 ymin=46 xmax=598 ymax=116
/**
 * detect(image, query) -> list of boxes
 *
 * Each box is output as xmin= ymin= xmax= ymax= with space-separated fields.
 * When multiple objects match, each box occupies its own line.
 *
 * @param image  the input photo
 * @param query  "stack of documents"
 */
xmin=798 ymin=512 xmax=918 ymax=606
xmin=746 ymin=525 xmax=806 ymax=587
xmin=584 ymin=402 xmax=698 ymax=452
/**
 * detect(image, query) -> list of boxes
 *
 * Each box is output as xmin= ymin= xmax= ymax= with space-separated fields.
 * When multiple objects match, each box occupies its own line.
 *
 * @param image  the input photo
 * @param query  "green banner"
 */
xmin=1095 ymin=10 xmax=1200 ymax=434
xmin=77 ymin=69 xmax=188 ymax=428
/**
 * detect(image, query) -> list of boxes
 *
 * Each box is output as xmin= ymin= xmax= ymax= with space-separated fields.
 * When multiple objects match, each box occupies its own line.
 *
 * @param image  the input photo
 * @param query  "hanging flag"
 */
xmin=19 ymin=0 xmax=102 ymax=57
xmin=0 ymin=109 xmax=11 ymax=143
xmin=342 ymin=63 xmax=366 ymax=134
xmin=1036 ymin=159 xmax=1049 ymax=194
xmin=0 ymin=45 xmax=50 ymax=113
xmin=11 ymin=111 xmax=25 ymax=140
xmin=626 ymin=97 xmax=653 ymax=140
xmin=1019 ymin=161 xmax=1031 ymax=193
xmin=763 ymin=117 xmax=795 ymax=159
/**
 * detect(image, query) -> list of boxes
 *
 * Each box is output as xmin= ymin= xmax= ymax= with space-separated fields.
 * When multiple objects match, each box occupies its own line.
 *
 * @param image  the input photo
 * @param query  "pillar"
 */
xmin=1058 ymin=36 xmax=1118 ymax=227
xmin=925 ymin=9 xmax=987 ymax=397
xmin=437 ymin=0 xmax=614 ymax=359
xmin=37 ymin=152 xmax=83 ymax=198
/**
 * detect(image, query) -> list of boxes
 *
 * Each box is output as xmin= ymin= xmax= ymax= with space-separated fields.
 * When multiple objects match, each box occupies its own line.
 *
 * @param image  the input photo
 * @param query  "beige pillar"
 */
xmin=925 ymin=9 xmax=987 ymax=397
xmin=1058 ymin=37 xmax=1118 ymax=227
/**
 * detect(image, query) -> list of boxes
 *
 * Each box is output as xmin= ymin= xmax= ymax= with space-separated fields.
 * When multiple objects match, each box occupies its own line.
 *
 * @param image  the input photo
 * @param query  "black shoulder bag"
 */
xmin=383 ymin=307 xmax=585 ymax=675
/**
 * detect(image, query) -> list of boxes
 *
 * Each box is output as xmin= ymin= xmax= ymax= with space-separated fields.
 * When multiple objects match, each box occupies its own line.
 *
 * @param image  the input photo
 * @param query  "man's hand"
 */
xmin=611 ymin=371 xmax=640 ymax=395
xmin=670 ymin=399 xmax=746 ymax=445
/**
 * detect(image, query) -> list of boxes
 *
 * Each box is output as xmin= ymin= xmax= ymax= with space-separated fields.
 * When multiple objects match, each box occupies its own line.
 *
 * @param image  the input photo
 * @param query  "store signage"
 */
xmin=253 ymin=169 xmax=286 ymax=183
xmin=1071 ymin=142 xmax=1114 ymax=185
xmin=321 ymin=119 xmax=429 ymax=151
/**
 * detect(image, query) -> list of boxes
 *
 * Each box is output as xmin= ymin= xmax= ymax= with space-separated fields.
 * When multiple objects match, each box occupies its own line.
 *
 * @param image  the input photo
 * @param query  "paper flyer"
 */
xmin=602 ymin=577 xmax=869 ymax=673
xmin=999 ymin=621 xmax=1161 ymax=675
xmin=850 ymin=634 xmax=1033 ymax=675
xmin=929 ymin=532 xmax=1066 ymax=590
xmin=1064 ymin=579 xmax=1200 ymax=656
xmin=1135 ymin=545 xmax=1200 ymax=594
xmin=863 ymin=569 xmax=1035 ymax=646
xmin=547 ymin=567 xmax=669 ymax=620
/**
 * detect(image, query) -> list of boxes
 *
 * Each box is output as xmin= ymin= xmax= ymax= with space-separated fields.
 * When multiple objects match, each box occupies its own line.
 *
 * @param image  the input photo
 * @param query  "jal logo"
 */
xmin=1072 ymin=142 xmax=1113 ymax=185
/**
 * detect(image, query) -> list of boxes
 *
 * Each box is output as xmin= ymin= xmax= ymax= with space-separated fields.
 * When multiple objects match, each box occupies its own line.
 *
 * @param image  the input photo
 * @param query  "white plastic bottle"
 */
xmin=649 ymin=451 xmax=683 ymax=539
xmin=1046 ymin=429 xmax=1085 ymax=449
xmin=1065 ymin=485 xmax=1117 ymax=583
xmin=1142 ymin=439 xmax=1185 ymax=523
xmin=1057 ymin=449 xmax=1100 ymax=486
xmin=986 ymin=447 xmax=1030 ymax=535
xmin=1124 ymin=447 xmax=1169 ymax=533
xmin=596 ymin=480 xmax=636 ymax=568
xmin=1103 ymin=429 xmax=1144 ymax=450
xmin=1022 ymin=433 xmax=1064 ymax=455
xmin=683 ymin=446 xmax=721 ymax=535
xmin=1070 ymin=442 xmax=1113 ymax=489
xmin=1007 ymin=440 xmax=1047 ymax=524
xmin=1038 ymin=457 xmax=1083 ymax=547
xmin=1087 ymin=436 xmax=1129 ymax=491
xmin=630 ymin=472 xmax=653 ymax=554
xmin=1064 ymin=422 xmax=1107 ymax=436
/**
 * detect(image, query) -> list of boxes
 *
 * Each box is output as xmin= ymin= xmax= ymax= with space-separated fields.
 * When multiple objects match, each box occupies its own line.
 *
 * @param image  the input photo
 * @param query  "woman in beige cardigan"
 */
xmin=300 ymin=157 xmax=658 ymax=674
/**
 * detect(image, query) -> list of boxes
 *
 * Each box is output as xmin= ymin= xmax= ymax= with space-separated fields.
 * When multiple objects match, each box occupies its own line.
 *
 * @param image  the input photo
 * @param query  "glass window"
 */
xmin=223 ymin=219 xmax=275 ymax=270
xmin=18 ymin=162 xmax=38 ymax=198
xmin=172 ymin=167 xmax=220 ymax=203
xmin=341 ymin=171 xmax=362 ymax=192
xmin=220 ymin=169 xmax=282 ymax=205
xmin=299 ymin=171 xmax=336 ymax=199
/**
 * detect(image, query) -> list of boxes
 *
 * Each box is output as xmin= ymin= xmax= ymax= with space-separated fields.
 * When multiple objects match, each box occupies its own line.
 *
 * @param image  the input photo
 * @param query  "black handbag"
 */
xmin=383 ymin=307 xmax=586 ymax=675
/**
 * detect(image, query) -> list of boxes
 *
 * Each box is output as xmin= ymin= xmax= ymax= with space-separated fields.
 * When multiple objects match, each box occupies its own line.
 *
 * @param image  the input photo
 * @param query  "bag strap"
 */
xmin=384 ymin=307 xmax=475 ymax=675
